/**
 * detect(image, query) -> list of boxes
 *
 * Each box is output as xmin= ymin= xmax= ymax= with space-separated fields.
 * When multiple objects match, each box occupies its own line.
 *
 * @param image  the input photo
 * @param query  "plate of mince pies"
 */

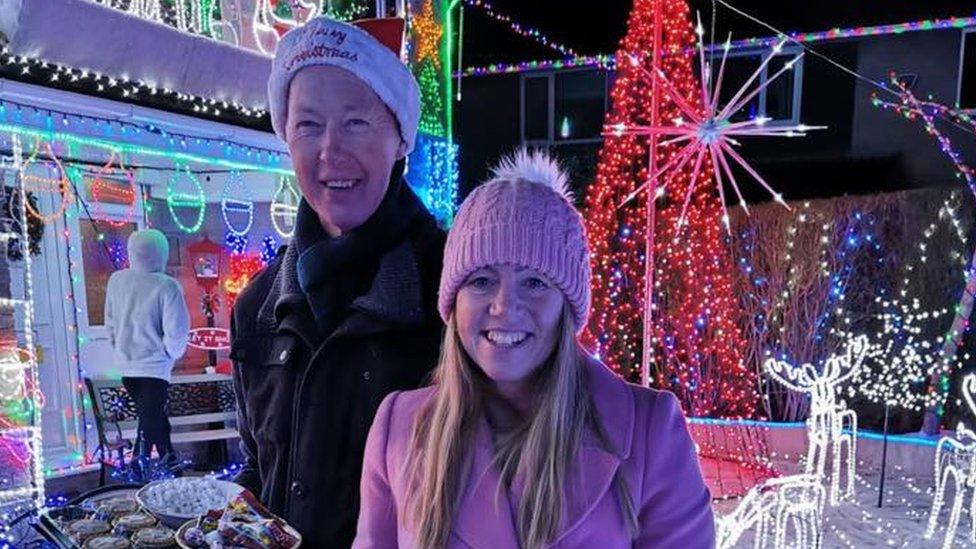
xmin=37 ymin=493 xmax=179 ymax=549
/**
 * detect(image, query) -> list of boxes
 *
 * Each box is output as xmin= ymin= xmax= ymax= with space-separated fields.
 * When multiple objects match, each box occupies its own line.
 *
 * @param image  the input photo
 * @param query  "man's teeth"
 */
xmin=325 ymin=180 xmax=355 ymax=189
xmin=486 ymin=331 xmax=529 ymax=347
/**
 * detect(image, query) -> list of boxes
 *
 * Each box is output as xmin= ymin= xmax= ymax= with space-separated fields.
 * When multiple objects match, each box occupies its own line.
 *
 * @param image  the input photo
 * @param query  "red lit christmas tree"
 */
xmin=581 ymin=0 xmax=757 ymax=418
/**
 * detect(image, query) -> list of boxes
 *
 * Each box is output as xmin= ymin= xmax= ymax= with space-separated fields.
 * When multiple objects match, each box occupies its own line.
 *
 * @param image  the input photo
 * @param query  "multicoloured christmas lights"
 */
xmin=581 ymin=0 xmax=755 ymax=418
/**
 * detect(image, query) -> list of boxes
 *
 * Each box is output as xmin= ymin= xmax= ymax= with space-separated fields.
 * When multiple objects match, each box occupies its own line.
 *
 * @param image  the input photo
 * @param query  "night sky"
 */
xmin=462 ymin=0 xmax=976 ymax=67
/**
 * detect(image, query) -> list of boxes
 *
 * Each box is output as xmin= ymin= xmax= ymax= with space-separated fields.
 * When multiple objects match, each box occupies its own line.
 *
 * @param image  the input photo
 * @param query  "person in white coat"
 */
xmin=104 ymin=229 xmax=190 ymax=461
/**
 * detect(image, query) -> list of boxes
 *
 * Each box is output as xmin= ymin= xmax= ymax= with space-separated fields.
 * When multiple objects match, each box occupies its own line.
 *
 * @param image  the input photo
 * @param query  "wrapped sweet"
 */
xmin=198 ymin=509 xmax=223 ymax=533
xmin=222 ymin=491 xmax=273 ymax=522
xmin=175 ymin=490 xmax=299 ymax=548
xmin=181 ymin=526 xmax=208 ymax=548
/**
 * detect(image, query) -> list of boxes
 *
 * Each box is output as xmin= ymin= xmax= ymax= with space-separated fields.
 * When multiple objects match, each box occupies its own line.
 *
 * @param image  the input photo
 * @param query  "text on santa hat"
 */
xmin=286 ymin=45 xmax=359 ymax=72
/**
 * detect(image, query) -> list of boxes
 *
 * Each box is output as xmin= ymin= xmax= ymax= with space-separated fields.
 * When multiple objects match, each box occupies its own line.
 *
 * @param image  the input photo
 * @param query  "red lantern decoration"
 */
xmin=187 ymin=237 xmax=222 ymax=293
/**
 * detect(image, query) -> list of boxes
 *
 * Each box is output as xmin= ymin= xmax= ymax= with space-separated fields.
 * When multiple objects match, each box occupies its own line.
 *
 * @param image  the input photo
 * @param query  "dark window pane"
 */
xmin=554 ymin=70 xmax=606 ymax=140
xmin=718 ymin=56 xmax=762 ymax=122
xmin=550 ymin=142 xmax=602 ymax=205
xmin=82 ymin=220 xmax=138 ymax=326
xmin=962 ymin=32 xmax=976 ymax=109
xmin=765 ymin=55 xmax=797 ymax=121
xmin=524 ymin=77 xmax=549 ymax=141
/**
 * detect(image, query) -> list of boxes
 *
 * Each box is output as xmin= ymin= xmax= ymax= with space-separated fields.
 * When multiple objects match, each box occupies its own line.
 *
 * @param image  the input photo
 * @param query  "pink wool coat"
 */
xmin=353 ymin=359 xmax=716 ymax=548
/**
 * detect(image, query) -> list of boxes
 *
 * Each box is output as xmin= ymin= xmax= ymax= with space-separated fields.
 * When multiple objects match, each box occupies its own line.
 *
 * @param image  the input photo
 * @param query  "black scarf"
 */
xmin=294 ymin=162 xmax=421 ymax=334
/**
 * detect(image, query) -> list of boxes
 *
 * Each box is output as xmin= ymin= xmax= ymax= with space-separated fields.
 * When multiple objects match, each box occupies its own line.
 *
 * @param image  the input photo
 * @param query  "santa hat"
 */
xmin=267 ymin=17 xmax=421 ymax=153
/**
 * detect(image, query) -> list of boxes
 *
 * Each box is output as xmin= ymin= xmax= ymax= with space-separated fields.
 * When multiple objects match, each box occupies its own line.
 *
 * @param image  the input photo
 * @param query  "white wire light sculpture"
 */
xmin=764 ymin=335 xmax=869 ymax=506
xmin=924 ymin=373 xmax=976 ymax=548
xmin=717 ymin=473 xmax=826 ymax=549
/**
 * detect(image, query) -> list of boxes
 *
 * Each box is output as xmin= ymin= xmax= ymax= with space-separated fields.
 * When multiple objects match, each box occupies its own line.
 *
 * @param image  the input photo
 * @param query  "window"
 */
xmin=523 ymin=76 xmax=549 ymax=141
xmin=554 ymin=70 xmax=607 ymax=141
xmin=709 ymin=46 xmax=804 ymax=124
xmin=521 ymin=69 xmax=608 ymax=145
xmin=81 ymin=220 xmax=137 ymax=326
xmin=959 ymin=29 xmax=976 ymax=110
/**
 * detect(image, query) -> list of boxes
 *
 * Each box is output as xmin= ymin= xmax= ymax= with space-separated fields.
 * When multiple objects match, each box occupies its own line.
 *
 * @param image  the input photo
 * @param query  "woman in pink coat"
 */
xmin=354 ymin=150 xmax=715 ymax=548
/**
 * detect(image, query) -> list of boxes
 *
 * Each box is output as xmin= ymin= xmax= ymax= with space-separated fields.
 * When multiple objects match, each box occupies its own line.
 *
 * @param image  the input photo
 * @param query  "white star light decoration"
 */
xmin=611 ymin=16 xmax=826 ymax=232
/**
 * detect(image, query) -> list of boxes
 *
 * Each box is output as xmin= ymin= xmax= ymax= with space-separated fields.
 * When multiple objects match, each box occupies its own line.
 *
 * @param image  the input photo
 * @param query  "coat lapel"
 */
xmin=452 ymin=360 xmax=635 ymax=548
xmin=451 ymin=419 xmax=521 ymax=549
xmin=551 ymin=360 xmax=634 ymax=545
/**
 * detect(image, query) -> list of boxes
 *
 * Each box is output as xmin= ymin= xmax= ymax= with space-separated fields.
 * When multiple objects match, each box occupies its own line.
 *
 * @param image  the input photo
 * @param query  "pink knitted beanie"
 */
xmin=438 ymin=149 xmax=591 ymax=333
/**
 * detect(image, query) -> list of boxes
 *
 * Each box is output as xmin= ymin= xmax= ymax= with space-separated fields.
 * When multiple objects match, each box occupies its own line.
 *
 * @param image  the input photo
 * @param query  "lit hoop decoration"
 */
xmin=167 ymin=165 xmax=207 ymax=234
xmin=270 ymin=176 xmax=299 ymax=239
xmin=90 ymin=150 xmax=137 ymax=228
xmin=221 ymin=170 xmax=254 ymax=237
xmin=20 ymin=139 xmax=73 ymax=224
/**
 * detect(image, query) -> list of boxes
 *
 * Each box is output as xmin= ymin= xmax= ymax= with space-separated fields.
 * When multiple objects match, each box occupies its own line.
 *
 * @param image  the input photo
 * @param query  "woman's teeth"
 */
xmin=485 ymin=330 xmax=529 ymax=347
xmin=325 ymin=179 xmax=356 ymax=189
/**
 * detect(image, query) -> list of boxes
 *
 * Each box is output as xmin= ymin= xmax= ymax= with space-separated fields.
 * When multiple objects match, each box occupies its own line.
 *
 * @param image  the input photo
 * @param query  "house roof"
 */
xmin=0 ymin=0 xmax=272 ymax=131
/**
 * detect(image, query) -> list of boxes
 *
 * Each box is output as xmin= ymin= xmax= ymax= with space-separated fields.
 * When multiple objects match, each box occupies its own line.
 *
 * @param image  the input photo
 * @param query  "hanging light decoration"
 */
xmin=220 ymin=170 xmax=254 ymax=237
xmin=20 ymin=138 xmax=72 ymax=224
xmin=270 ymin=176 xmax=299 ymax=239
xmin=166 ymin=164 xmax=207 ymax=234
xmin=90 ymin=150 xmax=137 ymax=228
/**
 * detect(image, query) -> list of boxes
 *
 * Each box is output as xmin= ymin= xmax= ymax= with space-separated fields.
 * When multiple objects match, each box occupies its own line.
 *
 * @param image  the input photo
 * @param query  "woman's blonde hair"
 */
xmin=404 ymin=302 xmax=637 ymax=548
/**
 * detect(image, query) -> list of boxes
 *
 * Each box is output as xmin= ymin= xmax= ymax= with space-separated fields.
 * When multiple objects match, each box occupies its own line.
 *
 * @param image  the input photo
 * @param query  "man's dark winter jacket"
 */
xmin=230 ymin=181 xmax=445 ymax=547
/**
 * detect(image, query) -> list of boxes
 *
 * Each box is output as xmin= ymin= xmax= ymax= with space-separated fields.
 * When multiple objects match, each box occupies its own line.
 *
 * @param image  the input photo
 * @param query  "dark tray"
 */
xmin=34 ymin=484 xmax=144 ymax=549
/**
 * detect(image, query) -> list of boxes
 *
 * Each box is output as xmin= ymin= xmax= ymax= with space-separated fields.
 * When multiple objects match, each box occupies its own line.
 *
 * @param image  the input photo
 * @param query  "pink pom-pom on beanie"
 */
xmin=438 ymin=149 xmax=591 ymax=333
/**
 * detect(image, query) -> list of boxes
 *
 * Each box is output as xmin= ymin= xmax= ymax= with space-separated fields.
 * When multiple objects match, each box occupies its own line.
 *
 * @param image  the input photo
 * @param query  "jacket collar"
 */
xmin=451 ymin=359 xmax=634 ymax=548
xmin=254 ymin=228 xmax=429 ymax=344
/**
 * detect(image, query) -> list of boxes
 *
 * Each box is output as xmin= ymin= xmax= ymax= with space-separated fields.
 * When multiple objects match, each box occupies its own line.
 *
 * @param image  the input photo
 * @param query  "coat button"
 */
xmin=362 ymin=371 xmax=371 ymax=381
xmin=278 ymin=350 xmax=288 ymax=361
xmin=290 ymin=481 xmax=305 ymax=497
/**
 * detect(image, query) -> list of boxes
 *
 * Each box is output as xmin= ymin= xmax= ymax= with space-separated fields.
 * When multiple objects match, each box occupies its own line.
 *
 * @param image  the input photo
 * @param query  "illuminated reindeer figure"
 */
xmin=925 ymin=373 xmax=976 ymax=548
xmin=764 ymin=335 xmax=869 ymax=505
xmin=717 ymin=473 xmax=826 ymax=549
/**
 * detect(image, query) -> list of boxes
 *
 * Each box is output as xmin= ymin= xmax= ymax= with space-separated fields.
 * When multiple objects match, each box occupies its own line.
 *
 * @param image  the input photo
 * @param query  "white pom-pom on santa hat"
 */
xmin=489 ymin=148 xmax=573 ymax=202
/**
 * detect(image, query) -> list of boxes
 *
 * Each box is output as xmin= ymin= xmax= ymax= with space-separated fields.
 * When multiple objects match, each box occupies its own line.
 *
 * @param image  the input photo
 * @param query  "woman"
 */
xmin=354 ymin=150 xmax=715 ymax=548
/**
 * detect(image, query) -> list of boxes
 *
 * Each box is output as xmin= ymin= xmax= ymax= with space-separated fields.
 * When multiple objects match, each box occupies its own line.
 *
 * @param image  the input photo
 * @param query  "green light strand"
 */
xmin=0 ymin=122 xmax=294 ymax=176
xmin=418 ymin=61 xmax=446 ymax=137
xmin=442 ymin=0 xmax=459 ymax=142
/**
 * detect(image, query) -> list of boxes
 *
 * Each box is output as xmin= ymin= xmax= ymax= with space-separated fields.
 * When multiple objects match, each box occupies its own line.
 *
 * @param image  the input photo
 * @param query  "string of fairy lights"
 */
xmin=0 ymin=135 xmax=46 ymax=520
xmin=0 ymin=0 xmax=462 ymax=496
xmin=0 ymin=2 xmax=972 ymax=546
xmin=458 ymin=14 xmax=976 ymax=77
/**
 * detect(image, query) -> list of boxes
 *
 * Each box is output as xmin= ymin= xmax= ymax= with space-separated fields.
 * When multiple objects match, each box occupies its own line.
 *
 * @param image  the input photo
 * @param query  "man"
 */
xmin=229 ymin=16 xmax=445 ymax=547
xmin=105 ymin=229 xmax=190 ymax=464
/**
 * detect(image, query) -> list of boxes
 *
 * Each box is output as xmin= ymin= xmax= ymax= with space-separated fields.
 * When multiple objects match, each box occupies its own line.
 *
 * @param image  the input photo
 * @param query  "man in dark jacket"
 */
xmin=230 ymin=16 xmax=445 ymax=547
